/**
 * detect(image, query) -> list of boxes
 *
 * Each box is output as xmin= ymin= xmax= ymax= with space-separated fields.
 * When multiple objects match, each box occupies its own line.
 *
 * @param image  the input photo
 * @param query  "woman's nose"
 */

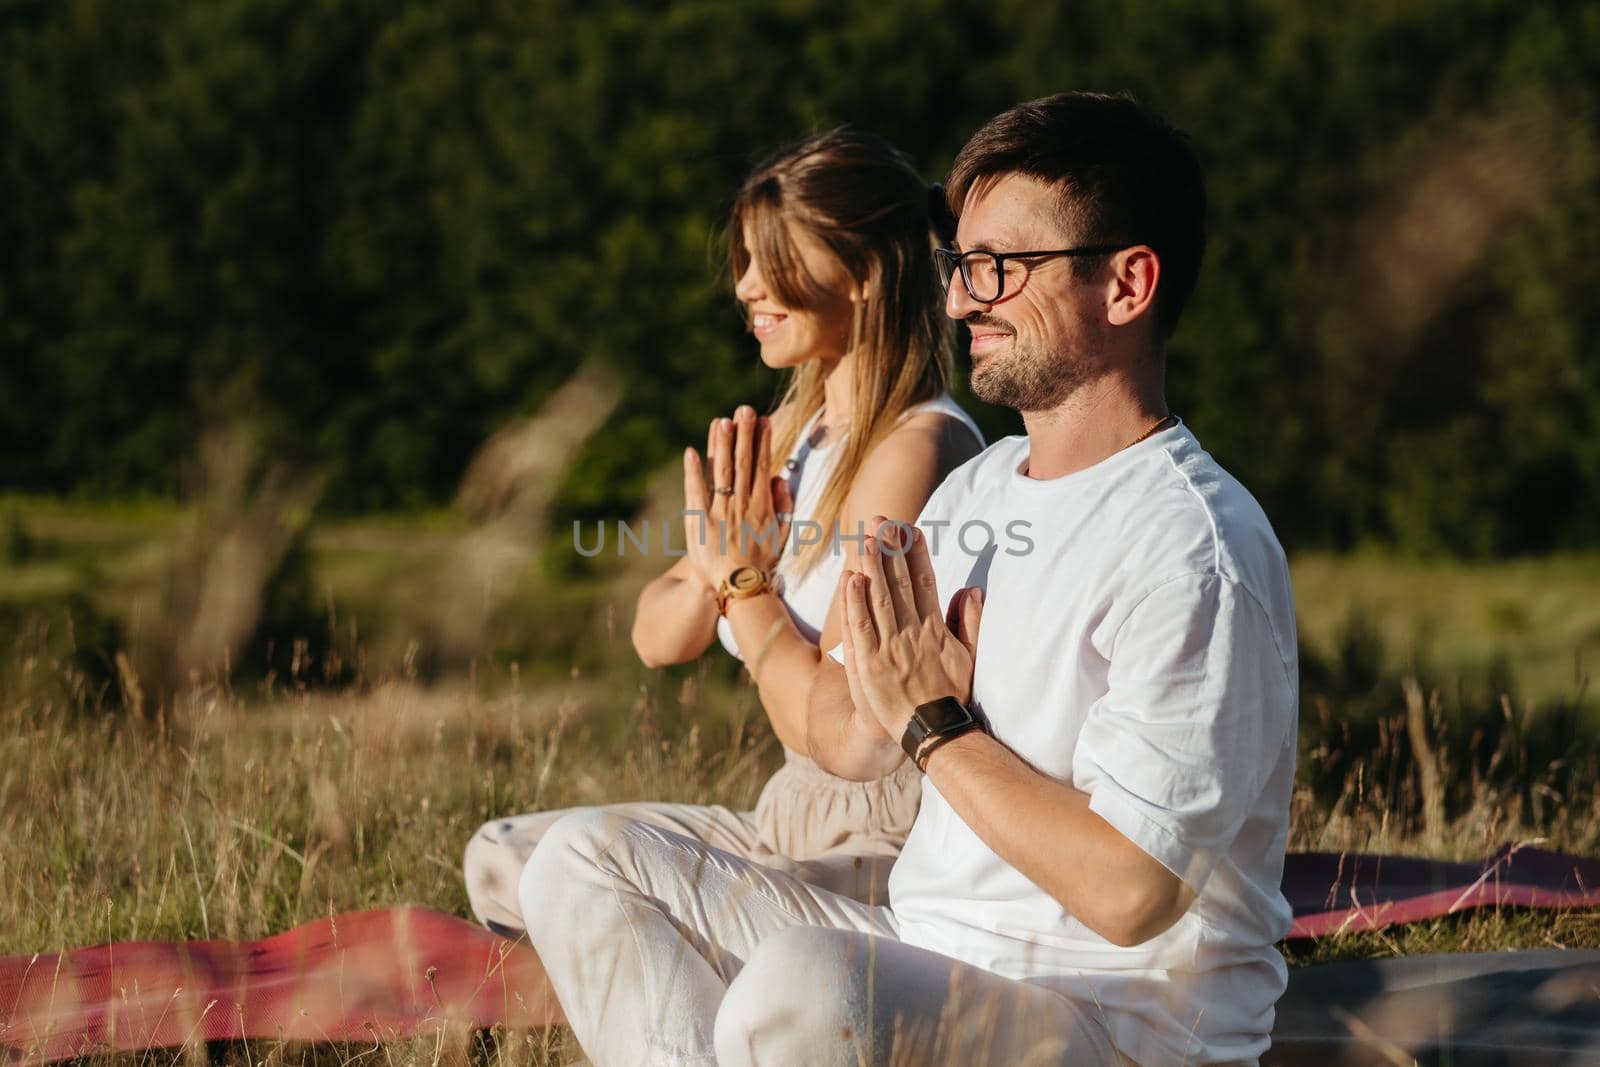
xmin=735 ymin=260 xmax=765 ymax=302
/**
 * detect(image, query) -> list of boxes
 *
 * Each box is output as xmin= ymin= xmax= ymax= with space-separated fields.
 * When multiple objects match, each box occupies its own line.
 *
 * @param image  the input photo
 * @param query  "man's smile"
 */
xmin=966 ymin=318 xmax=1014 ymax=357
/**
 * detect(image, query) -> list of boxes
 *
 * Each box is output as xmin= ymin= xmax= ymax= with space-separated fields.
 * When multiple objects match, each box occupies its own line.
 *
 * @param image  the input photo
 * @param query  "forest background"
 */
xmin=6 ymin=0 xmax=1600 ymax=552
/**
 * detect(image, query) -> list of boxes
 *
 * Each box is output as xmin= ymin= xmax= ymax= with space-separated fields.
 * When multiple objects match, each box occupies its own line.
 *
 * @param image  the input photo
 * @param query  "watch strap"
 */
xmin=914 ymin=717 xmax=986 ymax=771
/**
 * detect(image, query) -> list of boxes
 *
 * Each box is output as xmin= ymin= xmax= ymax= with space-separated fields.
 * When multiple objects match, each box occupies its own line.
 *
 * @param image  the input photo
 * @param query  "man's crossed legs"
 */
xmin=521 ymin=809 xmax=1121 ymax=1066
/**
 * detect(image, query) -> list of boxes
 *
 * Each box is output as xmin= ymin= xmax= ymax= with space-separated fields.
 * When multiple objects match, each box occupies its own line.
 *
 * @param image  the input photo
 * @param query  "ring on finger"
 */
xmin=714 ymin=486 xmax=735 ymax=496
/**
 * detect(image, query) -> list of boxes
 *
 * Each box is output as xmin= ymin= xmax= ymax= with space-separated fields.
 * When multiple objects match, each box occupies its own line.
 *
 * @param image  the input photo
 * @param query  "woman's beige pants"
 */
xmin=463 ymin=749 xmax=920 ymax=932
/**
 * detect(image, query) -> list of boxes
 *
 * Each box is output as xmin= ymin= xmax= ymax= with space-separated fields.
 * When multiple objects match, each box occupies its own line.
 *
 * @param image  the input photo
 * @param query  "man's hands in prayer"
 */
xmin=841 ymin=518 xmax=984 ymax=743
xmin=683 ymin=405 xmax=793 ymax=591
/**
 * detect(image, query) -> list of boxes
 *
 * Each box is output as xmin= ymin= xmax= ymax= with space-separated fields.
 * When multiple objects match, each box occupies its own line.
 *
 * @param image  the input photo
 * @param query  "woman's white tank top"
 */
xmin=715 ymin=393 xmax=984 ymax=660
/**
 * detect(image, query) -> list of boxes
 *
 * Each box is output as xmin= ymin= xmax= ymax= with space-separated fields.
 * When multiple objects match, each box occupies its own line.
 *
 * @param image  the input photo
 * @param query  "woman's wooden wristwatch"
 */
xmin=900 ymin=695 xmax=987 ymax=770
xmin=715 ymin=565 xmax=773 ymax=615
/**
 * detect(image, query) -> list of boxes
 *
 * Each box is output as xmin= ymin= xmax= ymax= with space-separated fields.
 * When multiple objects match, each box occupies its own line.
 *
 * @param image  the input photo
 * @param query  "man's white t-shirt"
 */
xmin=877 ymin=423 xmax=1298 ymax=1066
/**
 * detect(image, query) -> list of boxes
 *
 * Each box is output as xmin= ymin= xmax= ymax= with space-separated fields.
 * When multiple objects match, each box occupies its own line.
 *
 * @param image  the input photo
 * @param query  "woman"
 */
xmin=462 ymin=129 xmax=983 ymax=947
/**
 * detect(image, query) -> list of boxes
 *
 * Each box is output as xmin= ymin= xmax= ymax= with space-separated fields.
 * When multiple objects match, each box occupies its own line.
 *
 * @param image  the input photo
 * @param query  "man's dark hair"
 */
xmin=946 ymin=92 xmax=1206 ymax=341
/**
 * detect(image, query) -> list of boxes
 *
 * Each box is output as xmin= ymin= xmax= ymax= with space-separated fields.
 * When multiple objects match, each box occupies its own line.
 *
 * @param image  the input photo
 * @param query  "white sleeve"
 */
xmin=1071 ymin=572 xmax=1295 ymax=894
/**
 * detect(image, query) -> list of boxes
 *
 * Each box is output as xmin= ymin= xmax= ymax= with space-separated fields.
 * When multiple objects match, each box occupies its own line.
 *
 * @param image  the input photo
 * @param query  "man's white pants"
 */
xmin=521 ymin=809 xmax=1122 ymax=1066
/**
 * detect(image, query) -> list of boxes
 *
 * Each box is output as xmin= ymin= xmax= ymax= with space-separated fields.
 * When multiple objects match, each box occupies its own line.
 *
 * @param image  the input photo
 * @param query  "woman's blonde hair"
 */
xmin=730 ymin=129 xmax=955 ymax=576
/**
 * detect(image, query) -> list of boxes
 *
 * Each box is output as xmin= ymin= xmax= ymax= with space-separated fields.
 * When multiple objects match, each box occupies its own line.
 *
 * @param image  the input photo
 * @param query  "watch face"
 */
xmin=730 ymin=566 xmax=764 ymax=593
xmin=916 ymin=695 xmax=974 ymax=732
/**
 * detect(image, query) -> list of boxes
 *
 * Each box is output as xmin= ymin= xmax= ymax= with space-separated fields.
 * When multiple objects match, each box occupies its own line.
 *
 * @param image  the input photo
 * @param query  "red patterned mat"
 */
xmin=0 ymin=907 xmax=549 ymax=1062
xmin=4 ymin=847 xmax=1599 ymax=1061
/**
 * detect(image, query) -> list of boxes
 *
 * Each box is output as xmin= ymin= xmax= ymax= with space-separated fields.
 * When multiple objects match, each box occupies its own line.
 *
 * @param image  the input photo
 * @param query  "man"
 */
xmin=523 ymin=92 xmax=1298 ymax=1066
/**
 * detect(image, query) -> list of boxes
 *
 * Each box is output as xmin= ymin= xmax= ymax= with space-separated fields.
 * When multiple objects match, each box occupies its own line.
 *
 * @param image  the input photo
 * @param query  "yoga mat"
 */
xmin=1283 ymin=845 xmax=1600 ymax=939
xmin=5 ymin=847 xmax=1599 ymax=1061
xmin=0 ymin=907 xmax=550 ymax=1062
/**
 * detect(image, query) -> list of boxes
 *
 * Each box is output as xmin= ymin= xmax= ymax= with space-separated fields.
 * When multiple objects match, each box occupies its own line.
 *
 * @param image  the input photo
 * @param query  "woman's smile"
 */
xmin=750 ymin=312 xmax=788 ymax=340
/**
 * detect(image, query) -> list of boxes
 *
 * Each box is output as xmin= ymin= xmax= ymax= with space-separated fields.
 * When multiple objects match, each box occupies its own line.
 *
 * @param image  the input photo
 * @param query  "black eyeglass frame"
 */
xmin=934 ymin=245 xmax=1129 ymax=303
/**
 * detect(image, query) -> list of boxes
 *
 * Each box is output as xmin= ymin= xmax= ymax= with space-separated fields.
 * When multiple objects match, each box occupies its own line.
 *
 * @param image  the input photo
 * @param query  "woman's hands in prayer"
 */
xmin=682 ymin=405 xmax=793 ymax=593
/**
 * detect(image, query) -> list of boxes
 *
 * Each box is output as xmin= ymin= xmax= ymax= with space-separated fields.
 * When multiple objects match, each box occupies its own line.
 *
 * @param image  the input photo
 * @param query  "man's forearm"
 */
xmin=803 ymin=658 xmax=906 ymax=781
xmin=923 ymin=730 xmax=1194 ymax=947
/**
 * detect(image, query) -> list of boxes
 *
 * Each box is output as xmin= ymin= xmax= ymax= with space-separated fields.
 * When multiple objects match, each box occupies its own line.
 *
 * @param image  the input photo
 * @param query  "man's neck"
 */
xmin=1019 ymin=373 xmax=1169 ymax=481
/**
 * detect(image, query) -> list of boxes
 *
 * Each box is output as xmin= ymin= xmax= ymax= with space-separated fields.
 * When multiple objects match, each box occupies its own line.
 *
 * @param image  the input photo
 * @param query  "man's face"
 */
xmin=946 ymin=174 xmax=1109 ymax=413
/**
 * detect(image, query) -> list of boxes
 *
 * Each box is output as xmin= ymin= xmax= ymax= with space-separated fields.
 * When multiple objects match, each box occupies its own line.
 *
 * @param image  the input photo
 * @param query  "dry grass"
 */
xmin=0 ymin=643 xmax=770 ymax=1066
xmin=6 ymin=519 xmax=1600 ymax=1065
xmin=3 ymin=615 xmax=1599 ymax=1066
xmin=0 ymin=666 xmax=772 ymax=956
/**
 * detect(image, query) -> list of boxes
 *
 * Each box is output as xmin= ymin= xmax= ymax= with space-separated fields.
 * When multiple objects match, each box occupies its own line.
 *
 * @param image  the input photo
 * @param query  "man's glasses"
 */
xmin=935 ymin=245 xmax=1127 ymax=303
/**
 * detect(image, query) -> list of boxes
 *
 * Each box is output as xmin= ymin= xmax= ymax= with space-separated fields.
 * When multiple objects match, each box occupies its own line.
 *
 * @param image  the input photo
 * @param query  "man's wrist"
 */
xmin=916 ymin=723 xmax=988 ymax=771
xmin=899 ymin=695 xmax=986 ymax=769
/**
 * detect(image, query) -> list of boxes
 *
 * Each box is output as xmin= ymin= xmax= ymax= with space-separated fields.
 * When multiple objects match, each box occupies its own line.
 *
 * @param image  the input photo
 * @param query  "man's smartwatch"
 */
xmin=715 ymin=565 xmax=772 ymax=615
xmin=900 ymin=695 xmax=987 ymax=770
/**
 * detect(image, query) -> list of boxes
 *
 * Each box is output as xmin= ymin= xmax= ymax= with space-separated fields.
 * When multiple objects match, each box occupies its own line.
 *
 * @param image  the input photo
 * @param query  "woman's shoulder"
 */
xmin=856 ymin=399 xmax=984 ymax=488
xmin=890 ymin=409 xmax=978 ymax=452
xmin=892 ymin=394 xmax=984 ymax=454
xmin=902 ymin=398 xmax=985 ymax=454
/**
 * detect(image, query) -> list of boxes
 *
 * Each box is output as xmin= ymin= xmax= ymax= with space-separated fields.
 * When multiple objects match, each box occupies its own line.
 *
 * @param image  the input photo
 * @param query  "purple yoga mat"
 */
xmin=1282 ymin=845 xmax=1600 ymax=938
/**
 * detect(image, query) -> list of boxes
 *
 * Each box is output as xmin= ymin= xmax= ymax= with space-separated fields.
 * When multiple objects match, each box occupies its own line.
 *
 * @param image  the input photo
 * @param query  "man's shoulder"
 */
xmin=1116 ymin=432 xmax=1289 ymax=599
xmin=1105 ymin=433 xmax=1298 ymax=680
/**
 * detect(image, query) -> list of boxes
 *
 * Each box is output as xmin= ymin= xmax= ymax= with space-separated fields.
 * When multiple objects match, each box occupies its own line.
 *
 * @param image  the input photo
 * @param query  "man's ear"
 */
xmin=1105 ymin=246 xmax=1160 ymax=328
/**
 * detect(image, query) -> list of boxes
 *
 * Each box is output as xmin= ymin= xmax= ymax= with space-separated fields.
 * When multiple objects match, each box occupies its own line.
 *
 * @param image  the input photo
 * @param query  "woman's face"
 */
xmin=735 ymin=222 xmax=860 ymax=370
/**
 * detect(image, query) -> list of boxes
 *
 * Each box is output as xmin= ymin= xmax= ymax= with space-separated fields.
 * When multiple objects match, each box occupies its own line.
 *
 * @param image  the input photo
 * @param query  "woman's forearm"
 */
xmin=631 ymin=572 xmax=719 ymax=668
xmin=721 ymin=591 xmax=821 ymax=752
xmin=803 ymin=656 xmax=906 ymax=782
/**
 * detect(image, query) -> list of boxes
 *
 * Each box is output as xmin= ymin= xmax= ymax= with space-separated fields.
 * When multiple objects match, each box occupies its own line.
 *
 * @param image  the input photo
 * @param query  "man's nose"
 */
xmin=944 ymin=273 xmax=988 ymax=320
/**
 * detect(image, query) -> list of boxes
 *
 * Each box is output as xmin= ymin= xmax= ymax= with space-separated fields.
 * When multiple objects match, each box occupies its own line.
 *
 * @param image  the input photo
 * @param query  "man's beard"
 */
xmin=967 ymin=322 xmax=1088 ymax=413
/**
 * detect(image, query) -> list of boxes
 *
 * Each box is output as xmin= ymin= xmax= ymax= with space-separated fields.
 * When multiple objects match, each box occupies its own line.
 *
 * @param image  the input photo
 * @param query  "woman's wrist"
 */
xmin=707 ymin=558 xmax=776 ymax=595
xmin=721 ymin=582 xmax=778 ymax=616
xmin=714 ymin=564 xmax=778 ymax=615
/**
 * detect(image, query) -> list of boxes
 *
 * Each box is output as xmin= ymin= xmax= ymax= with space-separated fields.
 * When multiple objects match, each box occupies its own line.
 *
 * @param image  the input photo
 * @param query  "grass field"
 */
xmin=4 ymin=497 xmax=1600 ymax=1063
xmin=11 ymin=496 xmax=1600 ymax=702
xmin=1293 ymin=551 xmax=1600 ymax=711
